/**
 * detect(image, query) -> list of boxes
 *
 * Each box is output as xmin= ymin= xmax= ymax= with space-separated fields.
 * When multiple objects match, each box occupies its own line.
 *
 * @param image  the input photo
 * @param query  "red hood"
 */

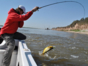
xmin=8 ymin=8 xmax=15 ymax=14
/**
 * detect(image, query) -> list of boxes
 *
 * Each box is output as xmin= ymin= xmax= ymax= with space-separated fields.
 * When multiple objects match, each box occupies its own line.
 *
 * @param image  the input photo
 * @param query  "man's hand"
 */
xmin=31 ymin=6 xmax=39 ymax=12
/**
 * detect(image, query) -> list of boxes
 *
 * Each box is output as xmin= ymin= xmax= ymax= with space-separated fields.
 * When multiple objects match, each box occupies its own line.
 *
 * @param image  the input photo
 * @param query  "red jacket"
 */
xmin=0 ymin=8 xmax=33 ymax=35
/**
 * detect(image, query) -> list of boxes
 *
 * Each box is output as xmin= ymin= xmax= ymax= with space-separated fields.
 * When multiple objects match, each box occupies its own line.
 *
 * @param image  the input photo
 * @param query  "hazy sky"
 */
xmin=0 ymin=0 xmax=88 ymax=29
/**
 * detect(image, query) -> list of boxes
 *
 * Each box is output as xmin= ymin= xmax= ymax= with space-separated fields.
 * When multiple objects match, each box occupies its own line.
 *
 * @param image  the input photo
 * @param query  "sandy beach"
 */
xmin=66 ymin=29 xmax=88 ymax=35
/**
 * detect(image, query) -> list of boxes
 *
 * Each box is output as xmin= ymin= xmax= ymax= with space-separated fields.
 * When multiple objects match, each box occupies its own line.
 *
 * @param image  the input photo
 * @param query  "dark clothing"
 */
xmin=0 ymin=32 xmax=26 ymax=44
xmin=13 ymin=32 xmax=26 ymax=40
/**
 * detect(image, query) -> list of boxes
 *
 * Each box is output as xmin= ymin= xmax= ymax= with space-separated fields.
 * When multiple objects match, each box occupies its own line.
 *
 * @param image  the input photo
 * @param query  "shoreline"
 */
xmin=52 ymin=29 xmax=88 ymax=35
xmin=66 ymin=30 xmax=88 ymax=35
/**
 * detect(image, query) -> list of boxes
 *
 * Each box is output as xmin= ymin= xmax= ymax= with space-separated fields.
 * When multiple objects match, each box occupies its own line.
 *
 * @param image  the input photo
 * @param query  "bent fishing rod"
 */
xmin=38 ymin=1 xmax=85 ymax=18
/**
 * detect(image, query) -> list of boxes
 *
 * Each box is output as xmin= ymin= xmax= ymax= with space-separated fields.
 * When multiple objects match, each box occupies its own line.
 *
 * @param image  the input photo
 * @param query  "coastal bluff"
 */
xmin=52 ymin=17 xmax=88 ymax=31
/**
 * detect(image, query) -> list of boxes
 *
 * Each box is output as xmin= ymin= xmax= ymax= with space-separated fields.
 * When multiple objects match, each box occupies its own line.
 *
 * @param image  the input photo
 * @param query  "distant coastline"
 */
xmin=52 ymin=17 xmax=88 ymax=35
xmin=0 ymin=25 xmax=39 ymax=29
xmin=66 ymin=30 xmax=88 ymax=35
xmin=23 ymin=27 xmax=39 ymax=29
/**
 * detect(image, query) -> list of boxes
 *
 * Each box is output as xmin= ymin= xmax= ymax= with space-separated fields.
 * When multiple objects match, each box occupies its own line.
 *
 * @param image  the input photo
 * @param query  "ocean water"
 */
xmin=17 ymin=27 xmax=88 ymax=66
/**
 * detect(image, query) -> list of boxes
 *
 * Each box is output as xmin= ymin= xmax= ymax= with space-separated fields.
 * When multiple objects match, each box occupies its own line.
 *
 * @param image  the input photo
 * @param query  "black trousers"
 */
xmin=0 ymin=32 xmax=26 ymax=44
xmin=13 ymin=32 xmax=26 ymax=40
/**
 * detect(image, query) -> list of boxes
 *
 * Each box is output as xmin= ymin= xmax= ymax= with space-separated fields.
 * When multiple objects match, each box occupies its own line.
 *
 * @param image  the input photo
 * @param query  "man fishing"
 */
xmin=0 ymin=5 xmax=39 ymax=66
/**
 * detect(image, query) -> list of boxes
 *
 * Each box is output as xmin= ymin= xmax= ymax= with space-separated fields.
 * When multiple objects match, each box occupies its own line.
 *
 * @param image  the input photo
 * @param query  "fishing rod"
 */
xmin=39 ymin=1 xmax=85 ymax=18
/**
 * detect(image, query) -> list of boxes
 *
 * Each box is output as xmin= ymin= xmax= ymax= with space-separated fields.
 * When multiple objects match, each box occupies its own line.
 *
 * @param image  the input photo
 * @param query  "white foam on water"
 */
xmin=71 ymin=47 xmax=76 ymax=49
xmin=71 ymin=55 xmax=79 ymax=58
xmin=39 ymin=50 xmax=43 ymax=55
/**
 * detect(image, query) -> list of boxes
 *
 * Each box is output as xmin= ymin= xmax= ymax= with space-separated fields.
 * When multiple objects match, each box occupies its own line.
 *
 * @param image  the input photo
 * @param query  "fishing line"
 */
xmin=39 ymin=1 xmax=85 ymax=18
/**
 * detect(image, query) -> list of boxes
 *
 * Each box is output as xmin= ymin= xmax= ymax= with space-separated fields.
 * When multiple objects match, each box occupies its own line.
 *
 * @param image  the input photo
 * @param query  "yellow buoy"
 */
xmin=42 ymin=46 xmax=54 ymax=55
